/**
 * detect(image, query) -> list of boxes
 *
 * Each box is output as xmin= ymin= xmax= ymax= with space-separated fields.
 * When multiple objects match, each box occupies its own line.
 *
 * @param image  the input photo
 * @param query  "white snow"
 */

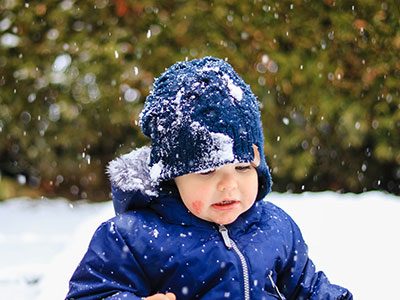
xmin=1 ymin=191 xmax=399 ymax=299
xmin=222 ymin=74 xmax=243 ymax=101
xmin=209 ymin=132 xmax=234 ymax=162
xmin=200 ymin=66 xmax=220 ymax=73
xmin=171 ymin=89 xmax=184 ymax=126
xmin=149 ymin=160 xmax=163 ymax=182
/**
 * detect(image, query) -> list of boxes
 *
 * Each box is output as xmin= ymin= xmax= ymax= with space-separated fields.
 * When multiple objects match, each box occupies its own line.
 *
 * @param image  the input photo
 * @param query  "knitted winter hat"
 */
xmin=140 ymin=56 xmax=272 ymax=200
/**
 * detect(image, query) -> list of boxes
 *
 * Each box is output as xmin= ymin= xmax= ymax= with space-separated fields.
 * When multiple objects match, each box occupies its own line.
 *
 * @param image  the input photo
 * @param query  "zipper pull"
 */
xmin=218 ymin=225 xmax=232 ymax=249
xmin=268 ymin=270 xmax=286 ymax=300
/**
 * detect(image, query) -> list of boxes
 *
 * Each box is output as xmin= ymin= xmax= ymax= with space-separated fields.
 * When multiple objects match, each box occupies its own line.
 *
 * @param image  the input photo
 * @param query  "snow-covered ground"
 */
xmin=1 ymin=191 xmax=399 ymax=299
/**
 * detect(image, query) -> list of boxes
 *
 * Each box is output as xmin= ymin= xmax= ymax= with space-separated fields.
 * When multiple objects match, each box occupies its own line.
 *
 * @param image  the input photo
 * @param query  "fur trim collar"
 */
xmin=107 ymin=146 xmax=158 ymax=197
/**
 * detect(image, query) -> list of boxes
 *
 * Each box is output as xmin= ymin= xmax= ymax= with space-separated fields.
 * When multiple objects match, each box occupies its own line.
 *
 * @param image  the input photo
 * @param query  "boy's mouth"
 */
xmin=212 ymin=200 xmax=239 ymax=210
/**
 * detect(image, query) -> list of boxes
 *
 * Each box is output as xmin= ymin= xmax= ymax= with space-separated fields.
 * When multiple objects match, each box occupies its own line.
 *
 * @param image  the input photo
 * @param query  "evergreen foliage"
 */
xmin=0 ymin=0 xmax=399 ymax=200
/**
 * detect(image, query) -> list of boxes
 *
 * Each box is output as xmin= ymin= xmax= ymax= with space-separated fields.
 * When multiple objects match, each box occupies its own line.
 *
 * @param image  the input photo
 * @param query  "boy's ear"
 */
xmin=251 ymin=144 xmax=261 ymax=167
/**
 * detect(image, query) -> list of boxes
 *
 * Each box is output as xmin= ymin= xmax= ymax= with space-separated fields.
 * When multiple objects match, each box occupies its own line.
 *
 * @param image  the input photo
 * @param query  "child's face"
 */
xmin=175 ymin=162 xmax=258 ymax=225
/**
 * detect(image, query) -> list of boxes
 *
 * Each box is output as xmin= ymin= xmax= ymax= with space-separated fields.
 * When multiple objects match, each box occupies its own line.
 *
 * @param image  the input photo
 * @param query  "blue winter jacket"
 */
xmin=66 ymin=148 xmax=352 ymax=300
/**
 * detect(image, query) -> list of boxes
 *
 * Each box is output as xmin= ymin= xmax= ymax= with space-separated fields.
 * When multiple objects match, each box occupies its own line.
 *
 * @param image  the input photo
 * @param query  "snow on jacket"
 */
xmin=66 ymin=147 xmax=352 ymax=300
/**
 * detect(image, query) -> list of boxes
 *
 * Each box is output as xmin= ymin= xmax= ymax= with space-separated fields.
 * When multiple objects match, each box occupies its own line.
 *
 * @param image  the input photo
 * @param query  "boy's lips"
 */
xmin=211 ymin=200 xmax=240 ymax=210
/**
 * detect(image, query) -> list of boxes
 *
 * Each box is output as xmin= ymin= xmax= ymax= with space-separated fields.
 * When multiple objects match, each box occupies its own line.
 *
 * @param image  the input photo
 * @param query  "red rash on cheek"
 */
xmin=191 ymin=200 xmax=203 ymax=215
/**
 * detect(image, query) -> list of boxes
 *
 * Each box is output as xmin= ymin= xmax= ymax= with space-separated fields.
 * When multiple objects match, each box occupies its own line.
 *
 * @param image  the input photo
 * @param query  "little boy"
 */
xmin=66 ymin=57 xmax=352 ymax=299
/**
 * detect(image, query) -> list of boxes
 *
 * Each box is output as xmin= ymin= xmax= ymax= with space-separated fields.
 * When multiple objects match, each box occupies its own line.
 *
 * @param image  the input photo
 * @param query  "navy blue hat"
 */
xmin=140 ymin=57 xmax=272 ymax=200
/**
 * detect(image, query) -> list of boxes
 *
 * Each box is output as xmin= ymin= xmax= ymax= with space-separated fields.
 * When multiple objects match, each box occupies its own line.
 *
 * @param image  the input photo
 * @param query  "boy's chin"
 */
xmin=210 ymin=215 xmax=239 ymax=225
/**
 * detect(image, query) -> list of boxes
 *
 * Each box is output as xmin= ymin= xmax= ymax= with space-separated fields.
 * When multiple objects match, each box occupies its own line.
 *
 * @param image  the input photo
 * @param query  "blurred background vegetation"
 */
xmin=0 ymin=0 xmax=399 ymax=201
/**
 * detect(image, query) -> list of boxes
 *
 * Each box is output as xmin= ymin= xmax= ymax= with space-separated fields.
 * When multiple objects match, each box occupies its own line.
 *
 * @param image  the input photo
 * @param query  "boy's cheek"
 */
xmin=191 ymin=200 xmax=204 ymax=215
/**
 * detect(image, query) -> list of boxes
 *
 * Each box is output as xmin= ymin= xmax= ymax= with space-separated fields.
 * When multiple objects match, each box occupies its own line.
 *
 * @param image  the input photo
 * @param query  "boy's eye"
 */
xmin=236 ymin=165 xmax=251 ymax=172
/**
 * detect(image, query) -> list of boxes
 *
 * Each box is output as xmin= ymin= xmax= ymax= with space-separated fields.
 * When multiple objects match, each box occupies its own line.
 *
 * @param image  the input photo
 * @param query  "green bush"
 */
xmin=0 ymin=0 xmax=399 ymax=200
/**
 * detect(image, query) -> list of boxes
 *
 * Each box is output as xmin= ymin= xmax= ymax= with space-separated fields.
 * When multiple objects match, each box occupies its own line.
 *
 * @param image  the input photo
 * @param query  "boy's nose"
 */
xmin=217 ymin=174 xmax=238 ymax=192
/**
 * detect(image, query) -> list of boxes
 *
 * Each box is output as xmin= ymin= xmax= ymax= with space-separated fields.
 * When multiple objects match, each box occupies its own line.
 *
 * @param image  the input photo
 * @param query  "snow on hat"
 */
xmin=140 ymin=56 xmax=272 ymax=199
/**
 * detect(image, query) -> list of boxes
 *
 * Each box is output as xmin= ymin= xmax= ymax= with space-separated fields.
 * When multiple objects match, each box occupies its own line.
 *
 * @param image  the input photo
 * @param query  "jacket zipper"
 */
xmin=219 ymin=225 xmax=250 ymax=300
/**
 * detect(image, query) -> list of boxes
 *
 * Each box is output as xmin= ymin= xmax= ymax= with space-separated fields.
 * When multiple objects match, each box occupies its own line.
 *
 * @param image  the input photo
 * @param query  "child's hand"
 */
xmin=145 ymin=292 xmax=176 ymax=300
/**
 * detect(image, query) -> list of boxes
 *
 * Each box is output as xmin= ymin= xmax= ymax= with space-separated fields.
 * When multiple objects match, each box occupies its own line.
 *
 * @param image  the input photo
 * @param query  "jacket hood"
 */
xmin=107 ymin=145 xmax=270 ymax=218
xmin=107 ymin=146 xmax=158 ymax=214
